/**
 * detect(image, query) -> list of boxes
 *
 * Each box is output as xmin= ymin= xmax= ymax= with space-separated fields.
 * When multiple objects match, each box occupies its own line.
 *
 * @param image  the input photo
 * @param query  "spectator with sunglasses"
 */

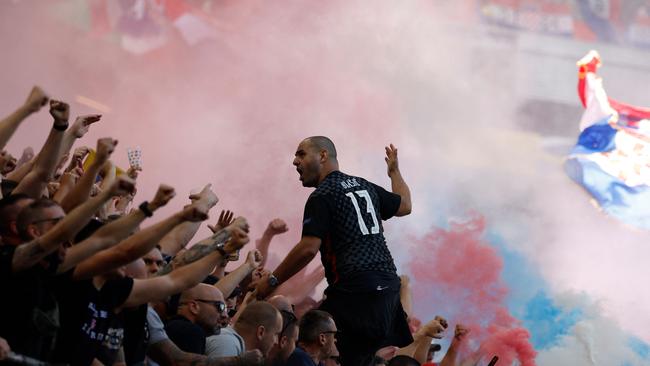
xmin=267 ymin=295 xmax=299 ymax=366
xmin=286 ymin=310 xmax=338 ymax=366
xmin=166 ymin=284 xmax=228 ymax=354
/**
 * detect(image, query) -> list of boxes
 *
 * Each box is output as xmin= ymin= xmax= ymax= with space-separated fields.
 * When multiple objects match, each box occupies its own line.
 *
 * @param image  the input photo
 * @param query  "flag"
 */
xmin=565 ymin=50 xmax=650 ymax=229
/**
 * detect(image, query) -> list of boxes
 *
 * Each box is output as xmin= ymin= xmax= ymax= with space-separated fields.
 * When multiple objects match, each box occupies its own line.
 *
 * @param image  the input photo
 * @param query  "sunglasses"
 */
xmin=31 ymin=216 xmax=64 ymax=225
xmin=280 ymin=309 xmax=297 ymax=336
xmin=190 ymin=299 xmax=226 ymax=313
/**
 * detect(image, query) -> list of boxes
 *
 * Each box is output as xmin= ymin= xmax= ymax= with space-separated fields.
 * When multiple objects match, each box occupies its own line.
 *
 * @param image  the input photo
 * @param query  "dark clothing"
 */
xmin=164 ymin=315 xmax=207 ymax=354
xmin=302 ymin=171 xmax=401 ymax=289
xmin=53 ymin=275 xmax=134 ymax=366
xmin=320 ymin=286 xmax=412 ymax=366
xmin=285 ymin=347 xmax=321 ymax=366
xmin=123 ymin=304 xmax=149 ymax=366
xmin=302 ymin=171 xmax=412 ymax=365
xmin=0 ymin=244 xmax=62 ymax=360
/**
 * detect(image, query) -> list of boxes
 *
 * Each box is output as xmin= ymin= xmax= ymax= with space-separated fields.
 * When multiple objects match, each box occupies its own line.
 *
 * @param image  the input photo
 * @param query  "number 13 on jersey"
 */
xmin=346 ymin=190 xmax=380 ymax=235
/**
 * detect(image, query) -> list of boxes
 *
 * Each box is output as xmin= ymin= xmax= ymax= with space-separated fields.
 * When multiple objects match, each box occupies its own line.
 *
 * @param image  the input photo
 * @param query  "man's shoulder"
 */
xmin=312 ymin=171 xmax=371 ymax=196
xmin=286 ymin=347 xmax=316 ymax=366
xmin=165 ymin=316 xmax=203 ymax=335
xmin=205 ymin=327 xmax=243 ymax=357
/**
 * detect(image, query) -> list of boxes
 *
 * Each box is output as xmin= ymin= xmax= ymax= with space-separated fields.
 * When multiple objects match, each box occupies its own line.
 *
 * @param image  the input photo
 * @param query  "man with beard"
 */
xmin=256 ymin=136 xmax=413 ymax=365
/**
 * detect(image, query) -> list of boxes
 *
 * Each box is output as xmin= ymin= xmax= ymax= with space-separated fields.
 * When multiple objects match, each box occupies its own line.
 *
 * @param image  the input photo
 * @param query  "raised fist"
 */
xmin=24 ymin=86 xmax=48 ymax=113
xmin=265 ymin=218 xmax=288 ymax=235
xmin=150 ymin=184 xmax=176 ymax=210
xmin=49 ymin=100 xmax=70 ymax=124
xmin=95 ymin=138 xmax=118 ymax=165
xmin=108 ymin=176 xmax=136 ymax=197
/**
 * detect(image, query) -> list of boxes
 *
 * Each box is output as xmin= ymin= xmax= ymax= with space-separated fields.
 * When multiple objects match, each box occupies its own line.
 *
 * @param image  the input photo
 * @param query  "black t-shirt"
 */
xmin=301 ymin=171 xmax=401 ymax=292
xmin=122 ymin=304 xmax=149 ymax=366
xmin=53 ymin=275 xmax=134 ymax=366
xmin=0 ymin=244 xmax=62 ymax=360
xmin=164 ymin=315 xmax=207 ymax=354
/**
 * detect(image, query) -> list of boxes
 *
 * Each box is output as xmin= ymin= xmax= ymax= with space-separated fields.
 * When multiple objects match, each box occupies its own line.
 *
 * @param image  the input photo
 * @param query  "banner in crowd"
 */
xmin=479 ymin=0 xmax=650 ymax=49
xmin=565 ymin=50 xmax=650 ymax=229
xmin=50 ymin=0 xmax=221 ymax=54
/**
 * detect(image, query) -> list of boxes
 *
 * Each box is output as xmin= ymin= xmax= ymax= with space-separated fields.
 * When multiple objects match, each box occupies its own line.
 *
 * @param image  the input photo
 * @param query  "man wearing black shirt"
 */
xmin=166 ymin=284 xmax=227 ymax=354
xmin=256 ymin=136 xmax=413 ymax=365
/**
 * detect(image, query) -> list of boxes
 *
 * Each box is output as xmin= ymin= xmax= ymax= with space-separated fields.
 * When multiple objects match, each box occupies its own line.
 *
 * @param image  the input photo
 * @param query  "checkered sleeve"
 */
xmin=301 ymin=194 xmax=331 ymax=239
xmin=371 ymin=183 xmax=401 ymax=220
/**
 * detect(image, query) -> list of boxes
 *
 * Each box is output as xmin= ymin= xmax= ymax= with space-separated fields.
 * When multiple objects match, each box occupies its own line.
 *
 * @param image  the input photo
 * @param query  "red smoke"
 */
xmin=409 ymin=213 xmax=537 ymax=365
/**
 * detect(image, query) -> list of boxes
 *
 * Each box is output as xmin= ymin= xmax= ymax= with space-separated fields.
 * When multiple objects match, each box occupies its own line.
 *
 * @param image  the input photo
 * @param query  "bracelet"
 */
xmin=138 ymin=201 xmax=153 ymax=217
xmin=53 ymin=121 xmax=69 ymax=131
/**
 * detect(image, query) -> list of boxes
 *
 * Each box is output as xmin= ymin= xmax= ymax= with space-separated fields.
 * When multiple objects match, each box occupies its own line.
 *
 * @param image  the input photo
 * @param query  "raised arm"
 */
xmin=385 ymin=143 xmax=411 ymax=216
xmin=158 ymin=184 xmax=219 ymax=256
xmin=148 ymin=339 xmax=263 ymax=366
xmin=254 ymin=235 xmax=321 ymax=299
xmin=255 ymin=218 xmax=288 ymax=269
xmin=58 ymin=182 xmax=172 ymax=274
xmin=71 ymin=193 xmax=210 ymax=280
xmin=60 ymin=114 xmax=101 ymax=158
xmin=120 ymin=226 xmax=250 ymax=308
xmin=215 ymin=250 xmax=262 ymax=298
xmin=0 ymin=86 xmax=48 ymax=150
xmin=13 ymin=100 xmax=70 ymax=198
xmin=11 ymin=175 xmax=119 ymax=273
xmin=396 ymin=317 xmax=447 ymax=364
xmin=439 ymin=324 xmax=470 ymax=366
xmin=60 ymin=138 xmax=117 ymax=212
xmin=156 ymin=215 xmax=246 ymax=277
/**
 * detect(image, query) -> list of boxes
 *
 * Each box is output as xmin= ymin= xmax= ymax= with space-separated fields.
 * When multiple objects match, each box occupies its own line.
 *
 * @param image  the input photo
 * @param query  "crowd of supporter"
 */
xmin=0 ymin=87 xmax=475 ymax=366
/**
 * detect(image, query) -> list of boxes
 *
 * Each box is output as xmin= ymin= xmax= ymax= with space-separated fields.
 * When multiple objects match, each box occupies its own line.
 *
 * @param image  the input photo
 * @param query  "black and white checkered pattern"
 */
xmin=311 ymin=171 xmax=397 ymax=283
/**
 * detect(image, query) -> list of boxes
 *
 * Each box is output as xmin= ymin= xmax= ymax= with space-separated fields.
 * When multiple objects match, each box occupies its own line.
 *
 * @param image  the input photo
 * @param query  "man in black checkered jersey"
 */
xmin=255 ymin=136 xmax=412 ymax=366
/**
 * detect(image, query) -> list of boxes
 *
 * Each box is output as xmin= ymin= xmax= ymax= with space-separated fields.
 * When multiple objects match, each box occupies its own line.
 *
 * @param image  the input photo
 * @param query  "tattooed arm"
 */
xmin=159 ymin=184 xmax=220 ymax=256
xmin=148 ymin=339 xmax=263 ymax=366
xmin=156 ymin=229 xmax=231 ymax=276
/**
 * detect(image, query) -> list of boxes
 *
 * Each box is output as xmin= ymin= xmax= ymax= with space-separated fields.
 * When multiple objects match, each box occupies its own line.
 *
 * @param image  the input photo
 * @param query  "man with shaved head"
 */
xmin=206 ymin=301 xmax=282 ymax=359
xmin=166 ymin=284 xmax=228 ymax=354
xmin=256 ymin=136 xmax=413 ymax=365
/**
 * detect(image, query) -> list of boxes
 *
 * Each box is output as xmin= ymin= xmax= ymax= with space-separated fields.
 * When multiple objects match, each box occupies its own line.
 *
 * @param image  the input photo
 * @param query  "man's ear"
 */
xmin=26 ymin=224 xmax=40 ymax=240
xmin=280 ymin=334 xmax=288 ymax=348
xmin=257 ymin=325 xmax=266 ymax=341
xmin=9 ymin=220 xmax=19 ymax=235
xmin=188 ymin=302 xmax=201 ymax=316
xmin=319 ymin=333 xmax=327 ymax=346
xmin=320 ymin=149 xmax=328 ymax=163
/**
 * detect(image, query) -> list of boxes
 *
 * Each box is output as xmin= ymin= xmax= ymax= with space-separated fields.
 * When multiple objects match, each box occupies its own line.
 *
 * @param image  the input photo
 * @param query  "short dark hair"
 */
xmin=306 ymin=136 xmax=337 ymax=160
xmin=1 ymin=179 xmax=19 ymax=197
xmin=387 ymin=355 xmax=421 ymax=366
xmin=16 ymin=198 xmax=60 ymax=241
xmin=298 ymin=309 xmax=333 ymax=344
xmin=0 ymin=193 xmax=32 ymax=236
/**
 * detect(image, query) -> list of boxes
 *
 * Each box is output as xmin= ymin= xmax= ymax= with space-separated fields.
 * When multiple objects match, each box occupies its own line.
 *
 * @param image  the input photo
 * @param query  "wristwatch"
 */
xmin=215 ymin=242 xmax=227 ymax=257
xmin=268 ymin=274 xmax=279 ymax=288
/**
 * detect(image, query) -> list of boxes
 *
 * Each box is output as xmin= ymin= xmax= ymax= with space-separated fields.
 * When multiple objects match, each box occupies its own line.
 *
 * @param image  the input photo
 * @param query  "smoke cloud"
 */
xmin=1 ymin=1 xmax=649 ymax=364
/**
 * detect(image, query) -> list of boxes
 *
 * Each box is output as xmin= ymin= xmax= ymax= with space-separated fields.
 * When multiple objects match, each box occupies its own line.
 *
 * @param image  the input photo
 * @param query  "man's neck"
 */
xmin=316 ymin=167 xmax=339 ymax=186
xmin=177 ymin=309 xmax=197 ymax=324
